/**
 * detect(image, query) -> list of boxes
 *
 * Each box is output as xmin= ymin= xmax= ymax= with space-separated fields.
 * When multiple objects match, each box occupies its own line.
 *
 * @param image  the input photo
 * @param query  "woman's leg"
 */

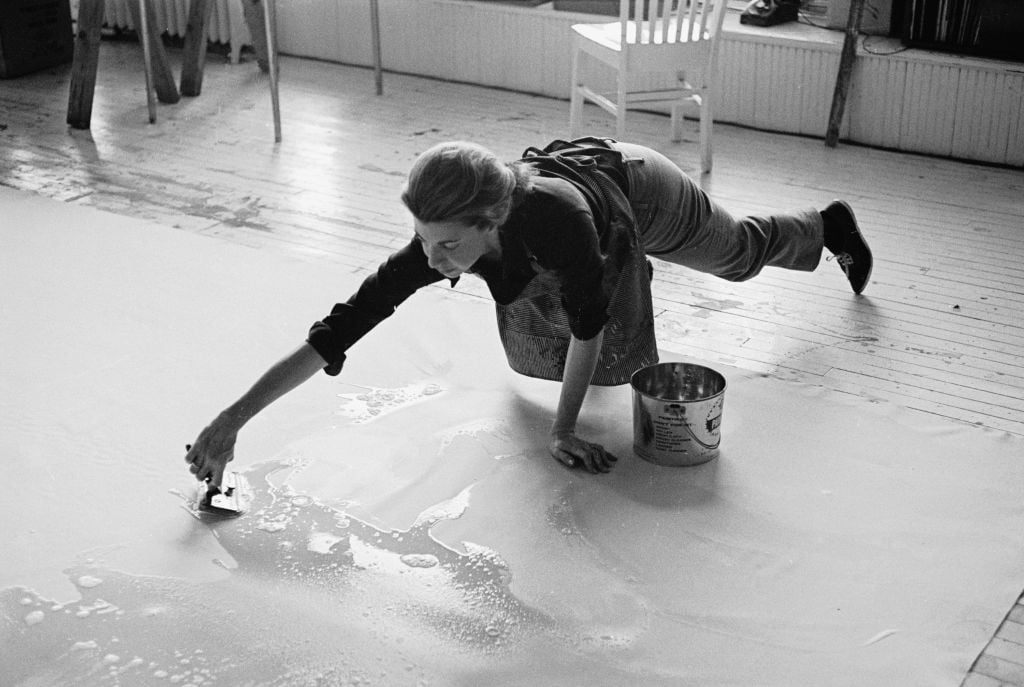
xmin=615 ymin=142 xmax=823 ymax=282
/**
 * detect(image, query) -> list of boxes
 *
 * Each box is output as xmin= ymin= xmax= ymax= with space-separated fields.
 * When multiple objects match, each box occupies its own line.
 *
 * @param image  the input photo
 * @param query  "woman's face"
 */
xmin=415 ymin=219 xmax=500 ymax=279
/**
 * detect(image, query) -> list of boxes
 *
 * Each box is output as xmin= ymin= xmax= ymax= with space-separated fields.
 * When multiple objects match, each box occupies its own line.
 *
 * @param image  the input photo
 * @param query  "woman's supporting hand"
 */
xmin=550 ymin=329 xmax=614 ymax=473
xmin=549 ymin=430 xmax=617 ymax=473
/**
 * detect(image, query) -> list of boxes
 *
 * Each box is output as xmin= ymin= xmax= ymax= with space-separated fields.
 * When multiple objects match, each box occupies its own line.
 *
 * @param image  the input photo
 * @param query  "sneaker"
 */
xmin=824 ymin=200 xmax=873 ymax=294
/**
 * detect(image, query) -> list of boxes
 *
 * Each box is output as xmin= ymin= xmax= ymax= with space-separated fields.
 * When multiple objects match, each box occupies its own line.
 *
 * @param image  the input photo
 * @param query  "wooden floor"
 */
xmin=1 ymin=42 xmax=1023 ymax=685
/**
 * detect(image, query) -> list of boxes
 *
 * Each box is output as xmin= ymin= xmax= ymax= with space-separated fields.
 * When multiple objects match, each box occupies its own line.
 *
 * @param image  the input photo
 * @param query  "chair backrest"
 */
xmin=618 ymin=0 xmax=727 ymax=45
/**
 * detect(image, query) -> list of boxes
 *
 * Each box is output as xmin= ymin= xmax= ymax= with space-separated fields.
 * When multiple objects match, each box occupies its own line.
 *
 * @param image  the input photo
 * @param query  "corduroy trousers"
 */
xmin=613 ymin=142 xmax=824 ymax=281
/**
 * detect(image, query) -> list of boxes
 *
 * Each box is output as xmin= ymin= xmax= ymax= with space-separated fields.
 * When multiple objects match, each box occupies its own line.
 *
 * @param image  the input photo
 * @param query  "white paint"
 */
xmin=863 ymin=629 xmax=900 ymax=646
xmin=307 ymin=532 xmax=344 ymax=554
xmin=3 ymin=188 xmax=1024 ymax=685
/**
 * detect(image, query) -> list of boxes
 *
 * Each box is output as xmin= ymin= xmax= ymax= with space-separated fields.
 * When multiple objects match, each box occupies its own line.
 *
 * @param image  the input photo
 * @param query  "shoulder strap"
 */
xmin=519 ymin=137 xmax=628 ymax=230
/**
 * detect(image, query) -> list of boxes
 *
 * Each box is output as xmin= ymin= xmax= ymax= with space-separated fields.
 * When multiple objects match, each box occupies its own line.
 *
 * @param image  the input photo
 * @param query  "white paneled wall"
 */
xmin=102 ymin=0 xmax=252 ymax=60
xmin=108 ymin=0 xmax=1021 ymax=166
xmin=715 ymin=38 xmax=841 ymax=138
xmin=271 ymin=0 xmax=1023 ymax=166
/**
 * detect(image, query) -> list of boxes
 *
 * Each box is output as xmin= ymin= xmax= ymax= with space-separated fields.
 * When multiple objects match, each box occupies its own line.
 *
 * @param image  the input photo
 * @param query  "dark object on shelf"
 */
xmin=553 ymin=0 xmax=632 ymax=14
xmin=474 ymin=0 xmax=548 ymax=6
xmin=826 ymin=0 xmax=896 ymax=36
xmin=902 ymin=0 xmax=1024 ymax=62
xmin=740 ymin=0 xmax=800 ymax=27
xmin=0 ymin=0 xmax=73 ymax=78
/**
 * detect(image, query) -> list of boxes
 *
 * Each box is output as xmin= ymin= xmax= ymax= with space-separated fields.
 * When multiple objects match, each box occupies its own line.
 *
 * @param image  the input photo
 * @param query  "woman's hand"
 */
xmin=184 ymin=412 xmax=241 ymax=487
xmin=182 ymin=342 xmax=327 ymax=488
xmin=549 ymin=431 xmax=617 ymax=473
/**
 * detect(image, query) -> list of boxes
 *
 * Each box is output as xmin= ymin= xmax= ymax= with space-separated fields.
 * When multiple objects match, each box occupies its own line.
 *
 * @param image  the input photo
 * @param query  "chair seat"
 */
xmin=571 ymin=20 xmax=708 ymax=52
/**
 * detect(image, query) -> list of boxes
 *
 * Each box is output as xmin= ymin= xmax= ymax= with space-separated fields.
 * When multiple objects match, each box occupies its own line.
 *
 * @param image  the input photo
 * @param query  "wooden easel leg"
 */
xmin=66 ymin=0 xmax=106 ymax=129
xmin=137 ymin=0 xmax=158 ymax=122
xmin=264 ymin=0 xmax=281 ymax=142
xmin=181 ymin=0 xmax=215 ymax=97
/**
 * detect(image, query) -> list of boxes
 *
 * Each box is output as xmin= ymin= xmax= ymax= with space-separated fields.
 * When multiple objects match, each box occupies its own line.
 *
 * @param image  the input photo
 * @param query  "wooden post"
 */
xmin=825 ymin=0 xmax=865 ymax=147
xmin=66 ymin=0 xmax=106 ymax=129
xmin=180 ymin=0 xmax=215 ymax=96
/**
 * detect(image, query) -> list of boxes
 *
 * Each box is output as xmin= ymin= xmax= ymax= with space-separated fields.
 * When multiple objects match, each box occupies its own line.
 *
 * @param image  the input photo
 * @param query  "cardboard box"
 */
xmin=0 ymin=0 xmax=74 ymax=78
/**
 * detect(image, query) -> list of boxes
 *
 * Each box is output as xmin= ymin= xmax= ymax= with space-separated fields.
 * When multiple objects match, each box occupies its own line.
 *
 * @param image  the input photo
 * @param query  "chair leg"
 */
xmin=568 ymin=45 xmax=583 ymax=138
xmin=699 ymin=91 xmax=713 ymax=173
xmin=670 ymin=102 xmax=684 ymax=142
xmin=615 ymin=73 xmax=627 ymax=140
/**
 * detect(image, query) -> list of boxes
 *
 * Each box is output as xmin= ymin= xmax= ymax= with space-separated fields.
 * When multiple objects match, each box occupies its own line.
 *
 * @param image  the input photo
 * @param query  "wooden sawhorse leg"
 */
xmin=129 ymin=0 xmax=181 ymax=112
xmin=180 ymin=0 xmax=214 ymax=96
xmin=67 ymin=0 xmax=180 ymax=128
xmin=67 ymin=0 xmax=105 ymax=129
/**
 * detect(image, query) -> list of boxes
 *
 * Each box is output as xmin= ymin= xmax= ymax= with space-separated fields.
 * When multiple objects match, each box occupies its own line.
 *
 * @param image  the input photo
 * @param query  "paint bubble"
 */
xmin=78 ymin=575 xmax=103 ymax=588
xmin=71 ymin=641 xmax=98 ymax=651
xmin=24 ymin=610 xmax=45 ymax=625
xmin=255 ymin=517 xmax=288 ymax=533
xmin=102 ymin=654 xmax=120 ymax=665
xmin=400 ymin=554 xmax=439 ymax=569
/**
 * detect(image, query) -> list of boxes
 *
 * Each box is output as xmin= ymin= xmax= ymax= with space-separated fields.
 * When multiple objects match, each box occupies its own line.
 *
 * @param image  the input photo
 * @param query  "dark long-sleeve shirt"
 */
xmin=307 ymin=175 xmax=616 ymax=376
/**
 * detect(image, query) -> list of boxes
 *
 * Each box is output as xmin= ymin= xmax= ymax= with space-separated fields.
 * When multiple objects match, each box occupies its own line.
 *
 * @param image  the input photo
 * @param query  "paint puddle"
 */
xmin=436 ymin=419 xmax=527 ymax=462
xmin=337 ymin=381 xmax=445 ymax=423
xmin=0 ymin=460 xmax=567 ymax=686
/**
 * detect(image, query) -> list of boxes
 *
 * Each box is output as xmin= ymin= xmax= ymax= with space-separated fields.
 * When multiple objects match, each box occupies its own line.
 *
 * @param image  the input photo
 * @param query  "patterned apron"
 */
xmin=496 ymin=139 xmax=658 ymax=387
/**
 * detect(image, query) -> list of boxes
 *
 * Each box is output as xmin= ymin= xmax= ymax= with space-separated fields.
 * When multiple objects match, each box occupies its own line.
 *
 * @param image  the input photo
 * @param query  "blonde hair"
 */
xmin=401 ymin=141 xmax=535 ymax=228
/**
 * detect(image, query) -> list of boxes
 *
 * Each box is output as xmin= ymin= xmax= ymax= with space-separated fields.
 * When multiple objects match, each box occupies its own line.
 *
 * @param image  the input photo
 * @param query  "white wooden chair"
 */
xmin=569 ymin=0 xmax=728 ymax=173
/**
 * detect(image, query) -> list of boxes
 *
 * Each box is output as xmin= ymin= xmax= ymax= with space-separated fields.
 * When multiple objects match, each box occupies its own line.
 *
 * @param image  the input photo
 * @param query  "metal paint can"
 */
xmin=630 ymin=362 xmax=727 ymax=466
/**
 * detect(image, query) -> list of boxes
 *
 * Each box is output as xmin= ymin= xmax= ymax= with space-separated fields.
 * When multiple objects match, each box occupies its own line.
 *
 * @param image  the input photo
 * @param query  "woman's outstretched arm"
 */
xmin=548 ymin=328 xmax=617 ymax=473
xmin=185 ymin=342 xmax=327 ymax=487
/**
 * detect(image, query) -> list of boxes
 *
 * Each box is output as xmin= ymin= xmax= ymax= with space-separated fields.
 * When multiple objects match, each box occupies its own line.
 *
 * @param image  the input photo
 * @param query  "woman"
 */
xmin=185 ymin=137 xmax=872 ymax=480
